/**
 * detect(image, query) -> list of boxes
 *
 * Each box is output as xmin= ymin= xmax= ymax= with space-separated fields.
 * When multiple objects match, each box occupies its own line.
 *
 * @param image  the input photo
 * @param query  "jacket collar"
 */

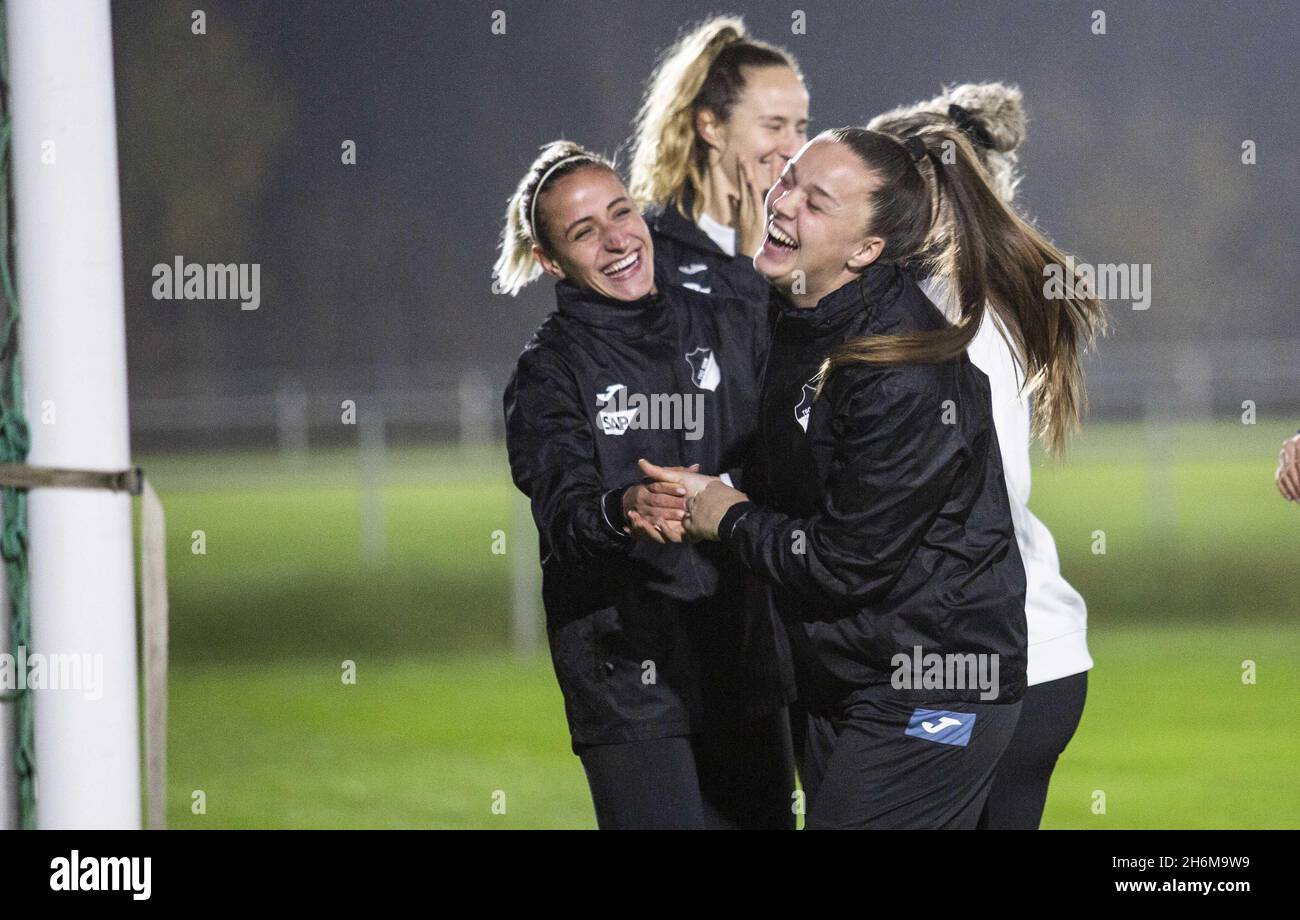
xmin=648 ymin=182 xmax=728 ymax=258
xmin=774 ymin=262 xmax=907 ymax=337
xmin=553 ymin=277 xmax=673 ymax=335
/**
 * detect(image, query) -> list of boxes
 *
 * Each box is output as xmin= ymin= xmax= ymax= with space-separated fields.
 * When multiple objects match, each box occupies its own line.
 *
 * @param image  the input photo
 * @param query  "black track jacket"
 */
xmin=717 ymin=264 xmax=1028 ymax=708
xmin=647 ymin=183 xmax=770 ymax=309
xmin=504 ymin=277 xmax=795 ymax=746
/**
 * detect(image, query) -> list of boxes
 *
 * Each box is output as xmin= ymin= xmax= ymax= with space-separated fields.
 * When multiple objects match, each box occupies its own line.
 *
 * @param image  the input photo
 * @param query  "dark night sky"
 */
xmin=109 ymin=0 xmax=1299 ymax=418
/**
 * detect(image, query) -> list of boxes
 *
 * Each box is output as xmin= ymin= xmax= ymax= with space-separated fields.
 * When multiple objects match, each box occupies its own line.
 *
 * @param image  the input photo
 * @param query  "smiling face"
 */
xmin=698 ymin=65 xmax=809 ymax=185
xmin=754 ymin=136 xmax=885 ymax=306
xmin=533 ymin=166 xmax=655 ymax=301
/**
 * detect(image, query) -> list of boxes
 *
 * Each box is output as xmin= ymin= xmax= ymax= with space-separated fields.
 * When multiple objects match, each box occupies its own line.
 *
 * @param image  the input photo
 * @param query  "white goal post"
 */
xmin=5 ymin=0 xmax=140 ymax=829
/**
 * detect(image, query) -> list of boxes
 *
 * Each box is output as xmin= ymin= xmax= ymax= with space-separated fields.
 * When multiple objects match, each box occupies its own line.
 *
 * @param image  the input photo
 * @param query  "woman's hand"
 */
xmin=637 ymin=458 xmax=717 ymax=499
xmin=622 ymin=463 xmax=698 ymax=544
xmin=1277 ymin=434 xmax=1300 ymax=502
xmin=734 ymin=156 xmax=782 ymax=259
xmin=683 ymin=480 xmax=748 ymax=541
xmin=638 ymin=458 xmax=747 ymax=542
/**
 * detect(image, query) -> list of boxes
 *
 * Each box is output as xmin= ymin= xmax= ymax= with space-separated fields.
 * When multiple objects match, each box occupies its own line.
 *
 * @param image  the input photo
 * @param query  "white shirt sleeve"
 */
xmin=921 ymin=275 xmax=1093 ymax=685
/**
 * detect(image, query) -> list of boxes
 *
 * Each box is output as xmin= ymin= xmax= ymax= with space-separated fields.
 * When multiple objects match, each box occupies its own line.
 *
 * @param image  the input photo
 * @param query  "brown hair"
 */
xmin=817 ymin=123 xmax=1106 ymax=454
xmin=627 ymin=16 xmax=803 ymax=219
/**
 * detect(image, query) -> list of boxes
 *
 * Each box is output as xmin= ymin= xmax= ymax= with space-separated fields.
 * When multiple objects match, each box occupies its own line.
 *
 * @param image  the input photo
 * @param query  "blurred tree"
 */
xmin=113 ymin=0 xmax=295 ymax=392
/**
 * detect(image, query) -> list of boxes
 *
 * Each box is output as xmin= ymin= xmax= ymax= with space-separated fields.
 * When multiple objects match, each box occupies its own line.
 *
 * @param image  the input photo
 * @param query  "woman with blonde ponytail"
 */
xmin=639 ymin=117 xmax=1102 ymax=827
xmin=629 ymin=16 xmax=808 ymax=308
xmin=498 ymin=140 xmax=797 ymax=829
xmin=870 ymin=85 xmax=1106 ymax=830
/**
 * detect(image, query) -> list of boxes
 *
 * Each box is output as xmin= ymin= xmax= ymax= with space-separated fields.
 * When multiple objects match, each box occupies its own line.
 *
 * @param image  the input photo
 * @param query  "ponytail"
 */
xmin=817 ymin=122 xmax=1106 ymax=455
xmin=628 ymin=16 xmax=802 ymax=217
xmin=868 ymin=81 xmax=1027 ymax=205
xmin=492 ymin=140 xmax=615 ymax=296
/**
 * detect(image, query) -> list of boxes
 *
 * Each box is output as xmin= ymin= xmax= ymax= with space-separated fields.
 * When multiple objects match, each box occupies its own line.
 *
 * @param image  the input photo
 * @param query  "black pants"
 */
xmin=977 ymin=670 xmax=1088 ymax=829
xmin=800 ymin=695 xmax=1022 ymax=829
xmin=575 ymin=707 xmax=797 ymax=829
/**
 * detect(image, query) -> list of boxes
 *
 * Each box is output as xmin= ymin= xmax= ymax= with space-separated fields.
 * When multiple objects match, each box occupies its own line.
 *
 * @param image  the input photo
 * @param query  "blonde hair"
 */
xmin=868 ymin=82 xmax=1027 ymax=204
xmin=628 ymin=16 xmax=802 ymax=218
xmin=492 ymin=140 xmax=615 ymax=296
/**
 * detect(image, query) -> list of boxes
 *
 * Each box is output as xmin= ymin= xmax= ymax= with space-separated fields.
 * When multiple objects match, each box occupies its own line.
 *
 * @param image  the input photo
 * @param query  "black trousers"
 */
xmin=799 ymin=695 xmax=1023 ymax=829
xmin=575 ymin=707 xmax=797 ymax=829
xmin=977 ymin=670 xmax=1088 ymax=829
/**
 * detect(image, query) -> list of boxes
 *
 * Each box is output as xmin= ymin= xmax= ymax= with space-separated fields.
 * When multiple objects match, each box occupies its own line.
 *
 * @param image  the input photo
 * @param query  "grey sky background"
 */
xmin=109 ymin=0 xmax=1298 ymax=436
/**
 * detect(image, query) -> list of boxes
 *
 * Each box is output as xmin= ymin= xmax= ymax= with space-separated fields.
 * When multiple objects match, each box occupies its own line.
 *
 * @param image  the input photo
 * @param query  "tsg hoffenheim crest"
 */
xmin=685 ymin=347 xmax=720 ymax=391
xmin=794 ymin=381 xmax=818 ymax=432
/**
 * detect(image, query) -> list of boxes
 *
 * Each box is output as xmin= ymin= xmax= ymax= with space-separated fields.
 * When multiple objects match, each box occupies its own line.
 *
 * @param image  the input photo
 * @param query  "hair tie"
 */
xmin=902 ymin=135 xmax=927 ymax=163
xmin=947 ymin=103 xmax=996 ymax=150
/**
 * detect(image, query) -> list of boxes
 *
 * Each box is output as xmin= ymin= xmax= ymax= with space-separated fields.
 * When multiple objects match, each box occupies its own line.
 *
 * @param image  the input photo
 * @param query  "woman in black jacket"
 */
xmin=870 ymin=86 xmax=1107 ymax=830
xmin=642 ymin=125 xmax=1102 ymax=828
xmin=494 ymin=140 xmax=796 ymax=829
xmin=628 ymin=16 xmax=808 ymax=309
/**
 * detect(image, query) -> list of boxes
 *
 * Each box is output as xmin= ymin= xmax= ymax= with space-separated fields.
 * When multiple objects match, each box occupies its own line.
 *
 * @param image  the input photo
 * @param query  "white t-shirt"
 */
xmin=922 ymin=276 xmax=1093 ymax=686
xmin=697 ymin=211 xmax=737 ymax=257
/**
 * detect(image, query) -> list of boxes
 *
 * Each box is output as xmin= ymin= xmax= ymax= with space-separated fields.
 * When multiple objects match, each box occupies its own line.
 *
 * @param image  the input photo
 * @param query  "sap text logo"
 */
xmin=595 ymin=384 xmax=704 ymax=440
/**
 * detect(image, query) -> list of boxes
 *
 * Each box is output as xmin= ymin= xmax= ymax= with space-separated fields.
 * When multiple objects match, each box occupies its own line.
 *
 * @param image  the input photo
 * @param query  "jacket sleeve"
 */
xmin=726 ymin=299 xmax=776 ymax=498
xmin=504 ymin=348 xmax=632 ymax=565
xmin=718 ymin=370 xmax=967 ymax=612
xmin=719 ymin=301 xmax=770 ymax=492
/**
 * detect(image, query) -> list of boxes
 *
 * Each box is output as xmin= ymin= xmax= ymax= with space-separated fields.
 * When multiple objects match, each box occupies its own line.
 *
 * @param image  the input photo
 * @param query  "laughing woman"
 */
xmin=628 ymin=16 xmax=808 ymax=307
xmin=495 ymin=141 xmax=796 ymax=829
xmin=869 ymin=83 xmax=1106 ymax=829
xmin=642 ymin=125 xmax=1103 ymax=829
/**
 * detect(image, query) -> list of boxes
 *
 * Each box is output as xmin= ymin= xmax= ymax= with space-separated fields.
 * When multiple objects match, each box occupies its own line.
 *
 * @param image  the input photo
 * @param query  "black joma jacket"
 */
xmin=717 ymin=263 xmax=1028 ymax=708
xmin=647 ymin=182 xmax=770 ymax=310
xmin=504 ymin=277 xmax=795 ymax=747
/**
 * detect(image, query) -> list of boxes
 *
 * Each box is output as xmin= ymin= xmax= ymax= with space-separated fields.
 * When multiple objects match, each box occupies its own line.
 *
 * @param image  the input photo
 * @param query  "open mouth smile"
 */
xmin=766 ymin=222 xmax=799 ymax=251
xmin=601 ymin=250 xmax=642 ymax=279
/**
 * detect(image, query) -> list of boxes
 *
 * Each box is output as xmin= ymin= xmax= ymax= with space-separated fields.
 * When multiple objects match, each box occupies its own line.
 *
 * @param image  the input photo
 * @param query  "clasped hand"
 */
xmin=621 ymin=458 xmax=748 ymax=543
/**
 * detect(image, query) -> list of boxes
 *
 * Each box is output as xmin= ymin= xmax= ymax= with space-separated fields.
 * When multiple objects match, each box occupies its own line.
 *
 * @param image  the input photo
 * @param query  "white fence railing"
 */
xmin=124 ymin=342 xmax=1300 ymax=658
xmin=129 ymin=341 xmax=1300 ymax=451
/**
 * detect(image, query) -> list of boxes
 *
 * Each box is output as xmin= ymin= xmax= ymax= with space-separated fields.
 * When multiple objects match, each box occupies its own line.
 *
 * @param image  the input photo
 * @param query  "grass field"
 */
xmin=140 ymin=420 xmax=1299 ymax=828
